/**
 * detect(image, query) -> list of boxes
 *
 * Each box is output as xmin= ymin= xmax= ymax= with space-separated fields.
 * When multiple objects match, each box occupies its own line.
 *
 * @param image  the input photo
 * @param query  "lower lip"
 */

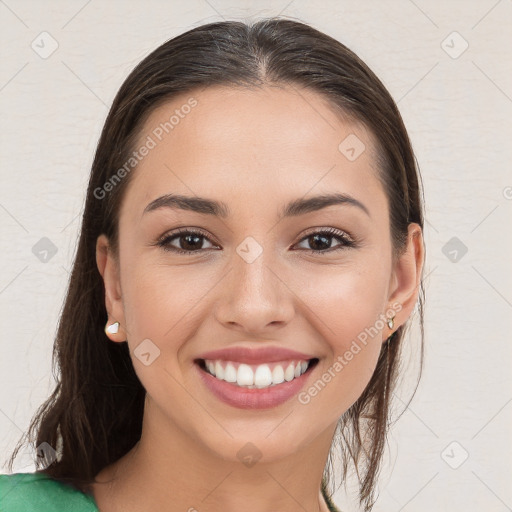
xmin=196 ymin=361 xmax=316 ymax=410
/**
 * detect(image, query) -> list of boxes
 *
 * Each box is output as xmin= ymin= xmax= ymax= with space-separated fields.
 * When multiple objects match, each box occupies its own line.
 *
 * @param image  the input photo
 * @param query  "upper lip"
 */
xmin=195 ymin=346 xmax=317 ymax=364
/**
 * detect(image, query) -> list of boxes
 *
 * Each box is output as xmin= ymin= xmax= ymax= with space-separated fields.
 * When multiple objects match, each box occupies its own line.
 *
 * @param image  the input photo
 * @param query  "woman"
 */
xmin=1 ymin=17 xmax=425 ymax=512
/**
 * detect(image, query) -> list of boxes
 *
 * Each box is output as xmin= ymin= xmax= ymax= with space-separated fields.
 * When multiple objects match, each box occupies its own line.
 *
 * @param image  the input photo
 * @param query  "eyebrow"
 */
xmin=143 ymin=192 xmax=370 ymax=219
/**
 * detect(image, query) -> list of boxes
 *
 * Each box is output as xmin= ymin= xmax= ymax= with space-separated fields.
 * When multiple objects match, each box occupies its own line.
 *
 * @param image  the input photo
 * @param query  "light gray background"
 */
xmin=1 ymin=1 xmax=511 ymax=511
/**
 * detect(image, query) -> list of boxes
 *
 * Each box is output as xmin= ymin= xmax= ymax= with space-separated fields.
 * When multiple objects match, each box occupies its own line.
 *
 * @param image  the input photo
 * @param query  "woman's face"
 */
xmin=97 ymin=85 xmax=423 ymax=463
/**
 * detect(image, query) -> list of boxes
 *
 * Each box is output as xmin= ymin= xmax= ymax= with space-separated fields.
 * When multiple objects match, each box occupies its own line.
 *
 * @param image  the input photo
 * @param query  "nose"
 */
xmin=213 ymin=243 xmax=295 ymax=335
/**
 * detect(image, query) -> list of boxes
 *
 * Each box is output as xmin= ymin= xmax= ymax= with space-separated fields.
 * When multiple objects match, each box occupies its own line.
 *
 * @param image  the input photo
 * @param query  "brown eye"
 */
xmin=157 ymin=229 xmax=217 ymax=254
xmin=295 ymin=228 xmax=356 ymax=254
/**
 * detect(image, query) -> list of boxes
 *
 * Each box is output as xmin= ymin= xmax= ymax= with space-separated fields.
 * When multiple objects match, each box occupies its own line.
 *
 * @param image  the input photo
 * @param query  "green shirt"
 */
xmin=0 ymin=472 xmax=341 ymax=511
xmin=0 ymin=472 xmax=99 ymax=511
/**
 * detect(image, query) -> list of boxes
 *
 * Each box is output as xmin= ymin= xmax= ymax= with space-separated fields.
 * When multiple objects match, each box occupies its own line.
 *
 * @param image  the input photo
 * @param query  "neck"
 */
xmin=91 ymin=398 xmax=337 ymax=512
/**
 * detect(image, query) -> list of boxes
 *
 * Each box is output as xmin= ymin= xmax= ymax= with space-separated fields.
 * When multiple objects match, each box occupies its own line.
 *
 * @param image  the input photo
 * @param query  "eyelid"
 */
xmin=156 ymin=226 xmax=219 ymax=245
xmin=300 ymin=226 xmax=354 ymax=242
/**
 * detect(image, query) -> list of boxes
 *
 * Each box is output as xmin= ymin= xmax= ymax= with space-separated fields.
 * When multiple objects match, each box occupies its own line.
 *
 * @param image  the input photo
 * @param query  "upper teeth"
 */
xmin=204 ymin=359 xmax=311 ymax=389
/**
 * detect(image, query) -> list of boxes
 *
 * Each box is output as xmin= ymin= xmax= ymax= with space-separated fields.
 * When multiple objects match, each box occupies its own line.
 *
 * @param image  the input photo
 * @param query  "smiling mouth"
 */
xmin=195 ymin=358 xmax=319 ymax=390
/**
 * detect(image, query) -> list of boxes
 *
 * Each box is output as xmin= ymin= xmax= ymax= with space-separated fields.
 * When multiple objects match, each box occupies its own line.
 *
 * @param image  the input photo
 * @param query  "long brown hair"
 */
xmin=5 ymin=18 xmax=425 ymax=511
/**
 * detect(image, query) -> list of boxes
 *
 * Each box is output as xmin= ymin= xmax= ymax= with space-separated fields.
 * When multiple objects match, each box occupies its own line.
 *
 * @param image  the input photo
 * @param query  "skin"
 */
xmin=92 ymin=84 xmax=424 ymax=512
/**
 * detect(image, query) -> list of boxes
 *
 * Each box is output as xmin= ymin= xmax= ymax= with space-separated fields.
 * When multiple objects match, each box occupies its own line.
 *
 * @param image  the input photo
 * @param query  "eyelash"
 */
xmin=155 ymin=227 xmax=357 ymax=256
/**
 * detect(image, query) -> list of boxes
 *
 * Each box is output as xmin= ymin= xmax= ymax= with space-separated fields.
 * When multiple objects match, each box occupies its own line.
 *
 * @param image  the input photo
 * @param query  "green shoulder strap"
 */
xmin=0 ymin=472 xmax=99 ymax=512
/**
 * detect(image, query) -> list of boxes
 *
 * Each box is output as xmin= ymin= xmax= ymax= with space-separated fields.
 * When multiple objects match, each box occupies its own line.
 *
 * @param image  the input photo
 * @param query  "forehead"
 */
xmin=121 ymin=85 xmax=386 ymax=222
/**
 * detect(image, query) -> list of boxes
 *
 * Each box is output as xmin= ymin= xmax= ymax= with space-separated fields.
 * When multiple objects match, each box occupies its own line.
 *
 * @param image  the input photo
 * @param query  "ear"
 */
xmin=385 ymin=223 xmax=424 ymax=340
xmin=96 ymin=234 xmax=127 ymax=342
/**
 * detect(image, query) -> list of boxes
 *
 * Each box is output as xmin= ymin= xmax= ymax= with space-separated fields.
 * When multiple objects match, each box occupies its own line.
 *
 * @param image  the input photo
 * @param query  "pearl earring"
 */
xmin=105 ymin=321 xmax=119 ymax=335
xmin=386 ymin=315 xmax=394 ymax=330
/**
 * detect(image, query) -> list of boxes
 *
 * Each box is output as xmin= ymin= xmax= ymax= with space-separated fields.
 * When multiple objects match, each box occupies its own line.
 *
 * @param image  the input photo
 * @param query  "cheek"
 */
xmin=296 ymin=264 xmax=388 ymax=415
xmin=300 ymin=260 xmax=388 ymax=347
xmin=122 ymin=260 xmax=209 ymax=336
xmin=119 ymin=263 xmax=211 ymax=405
xmin=119 ymin=244 xmax=390 ymax=420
